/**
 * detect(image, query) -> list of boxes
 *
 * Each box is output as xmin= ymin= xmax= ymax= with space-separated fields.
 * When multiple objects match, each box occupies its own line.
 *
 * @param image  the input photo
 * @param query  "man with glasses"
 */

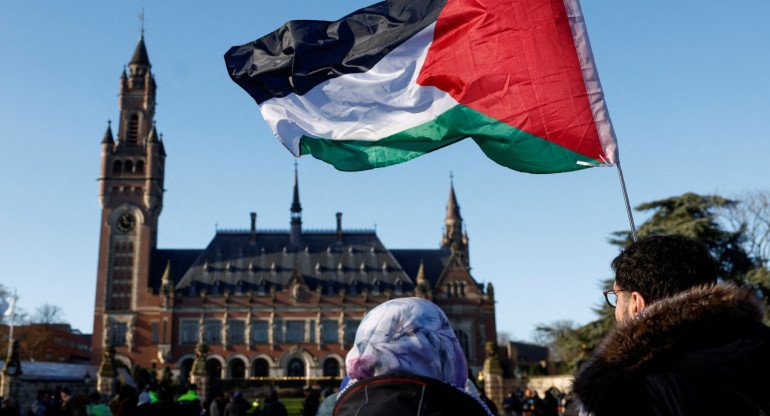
xmin=571 ymin=235 xmax=770 ymax=415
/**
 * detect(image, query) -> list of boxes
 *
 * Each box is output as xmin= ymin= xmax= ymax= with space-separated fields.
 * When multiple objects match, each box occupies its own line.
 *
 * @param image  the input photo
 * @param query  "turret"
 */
xmin=290 ymin=163 xmax=302 ymax=247
xmin=441 ymin=179 xmax=469 ymax=265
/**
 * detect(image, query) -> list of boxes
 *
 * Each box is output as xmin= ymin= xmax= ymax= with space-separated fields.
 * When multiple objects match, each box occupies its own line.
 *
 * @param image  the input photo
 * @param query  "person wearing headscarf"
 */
xmin=334 ymin=297 xmax=493 ymax=416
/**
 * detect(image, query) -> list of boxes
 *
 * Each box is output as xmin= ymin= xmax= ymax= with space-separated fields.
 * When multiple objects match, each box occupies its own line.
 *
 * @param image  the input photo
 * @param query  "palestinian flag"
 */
xmin=225 ymin=0 xmax=618 ymax=173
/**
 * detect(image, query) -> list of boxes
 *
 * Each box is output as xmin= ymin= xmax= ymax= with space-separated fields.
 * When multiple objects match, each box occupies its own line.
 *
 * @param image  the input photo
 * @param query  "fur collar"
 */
xmin=573 ymin=282 xmax=765 ymax=411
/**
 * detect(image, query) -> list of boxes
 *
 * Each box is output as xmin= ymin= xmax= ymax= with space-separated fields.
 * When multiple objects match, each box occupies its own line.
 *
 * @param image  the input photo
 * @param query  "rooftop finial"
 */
xmin=139 ymin=9 xmax=145 ymax=38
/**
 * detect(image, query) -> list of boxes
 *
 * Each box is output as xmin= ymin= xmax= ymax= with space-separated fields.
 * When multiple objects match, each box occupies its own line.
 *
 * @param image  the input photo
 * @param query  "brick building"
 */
xmin=91 ymin=34 xmax=497 ymax=381
xmin=1 ymin=324 xmax=91 ymax=364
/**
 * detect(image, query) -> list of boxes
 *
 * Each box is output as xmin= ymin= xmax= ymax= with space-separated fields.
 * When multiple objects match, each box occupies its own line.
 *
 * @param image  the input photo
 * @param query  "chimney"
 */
xmin=250 ymin=212 xmax=257 ymax=243
xmin=336 ymin=212 xmax=343 ymax=243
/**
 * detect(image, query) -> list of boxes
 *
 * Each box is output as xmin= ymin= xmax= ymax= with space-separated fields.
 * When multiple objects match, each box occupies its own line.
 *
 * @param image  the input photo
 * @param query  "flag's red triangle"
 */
xmin=417 ymin=0 xmax=605 ymax=161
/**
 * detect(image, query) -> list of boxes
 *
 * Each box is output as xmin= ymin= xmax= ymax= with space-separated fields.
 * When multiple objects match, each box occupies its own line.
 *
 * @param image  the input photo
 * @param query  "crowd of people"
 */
xmin=3 ymin=235 xmax=768 ymax=415
xmin=4 ymin=384 xmax=295 ymax=416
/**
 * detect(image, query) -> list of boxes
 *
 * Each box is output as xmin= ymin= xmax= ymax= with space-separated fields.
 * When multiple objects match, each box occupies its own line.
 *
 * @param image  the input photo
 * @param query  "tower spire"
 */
xmin=102 ymin=120 xmax=114 ymax=144
xmin=441 ymin=175 xmax=467 ymax=257
xmin=291 ymin=161 xmax=302 ymax=215
xmin=129 ymin=23 xmax=151 ymax=78
xmin=290 ymin=161 xmax=302 ymax=247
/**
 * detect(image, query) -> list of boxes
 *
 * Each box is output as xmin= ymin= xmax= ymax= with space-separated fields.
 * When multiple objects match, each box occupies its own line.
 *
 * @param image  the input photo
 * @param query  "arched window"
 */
xmin=206 ymin=358 xmax=222 ymax=380
xmin=252 ymin=358 xmax=270 ymax=378
xmin=135 ymin=160 xmax=145 ymax=174
xmin=128 ymin=114 xmax=139 ymax=143
xmin=455 ymin=330 xmax=470 ymax=360
xmin=112 ymin=160 xmax=122 ymax=175
xmin=180 ymin=358 xmax=194 ymax=382
xmin=323 ymin=359 xmax=340 ymax=378
xmin=229 ymin=358 xmax=246 ymax=379
xmin=124 ymin=160 xmax=134 ymax=174
xmin=287 ymin=358 xmax=305 ymax=377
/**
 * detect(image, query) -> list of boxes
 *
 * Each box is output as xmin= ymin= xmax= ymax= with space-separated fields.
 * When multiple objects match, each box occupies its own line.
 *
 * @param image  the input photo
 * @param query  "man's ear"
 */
xmin=630 ymin=291 xmax=647 ymax=318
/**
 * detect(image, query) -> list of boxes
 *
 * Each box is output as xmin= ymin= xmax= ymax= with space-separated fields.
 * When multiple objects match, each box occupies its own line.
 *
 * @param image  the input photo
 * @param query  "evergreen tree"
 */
xmin=610 ymin=193 xmax=754 ymax=282
xmin=537 ymin=192 xmax=759 ymax=370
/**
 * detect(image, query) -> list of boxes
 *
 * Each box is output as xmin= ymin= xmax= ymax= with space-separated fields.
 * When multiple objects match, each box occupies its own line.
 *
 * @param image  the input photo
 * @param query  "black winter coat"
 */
xmin=572 ymin=283 xmax=770 ymax=416
xmin=334 ymin=373 xmax=493 ymax=416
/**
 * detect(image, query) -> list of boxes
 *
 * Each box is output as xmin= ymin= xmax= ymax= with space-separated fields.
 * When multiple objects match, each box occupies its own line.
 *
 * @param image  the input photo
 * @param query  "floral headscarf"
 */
xmin=345 ymin=297 xmax=468 ymax=388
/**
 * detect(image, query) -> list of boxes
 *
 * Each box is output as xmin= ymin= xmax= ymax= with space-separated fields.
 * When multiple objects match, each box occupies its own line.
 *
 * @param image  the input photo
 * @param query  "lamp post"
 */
xmin=84 ymin=372 xmax=92 ymax=393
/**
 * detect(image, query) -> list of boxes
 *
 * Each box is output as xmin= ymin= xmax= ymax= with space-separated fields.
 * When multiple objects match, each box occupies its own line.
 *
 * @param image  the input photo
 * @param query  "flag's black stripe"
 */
xmin=225 ymin=0 xmax=447 ymax=104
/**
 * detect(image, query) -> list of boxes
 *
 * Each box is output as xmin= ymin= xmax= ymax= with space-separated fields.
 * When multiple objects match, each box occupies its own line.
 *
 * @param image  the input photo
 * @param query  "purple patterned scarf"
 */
xmin=345 ymin=297 xmax=468 ymax=388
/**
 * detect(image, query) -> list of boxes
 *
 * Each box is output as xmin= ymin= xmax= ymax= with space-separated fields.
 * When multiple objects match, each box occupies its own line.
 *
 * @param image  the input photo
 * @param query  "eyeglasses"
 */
xmin=603 ymin=289 xmax=623 ymax=308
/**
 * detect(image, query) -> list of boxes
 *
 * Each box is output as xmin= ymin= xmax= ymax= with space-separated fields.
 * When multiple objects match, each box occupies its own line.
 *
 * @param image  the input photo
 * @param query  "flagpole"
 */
xmin=615 ymin=161 xmax=638 ymax=242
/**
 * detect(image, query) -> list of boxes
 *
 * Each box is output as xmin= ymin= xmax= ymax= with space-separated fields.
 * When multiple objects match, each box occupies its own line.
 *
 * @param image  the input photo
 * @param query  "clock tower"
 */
xmin=92 ymin=32 xmax=166 ymax=363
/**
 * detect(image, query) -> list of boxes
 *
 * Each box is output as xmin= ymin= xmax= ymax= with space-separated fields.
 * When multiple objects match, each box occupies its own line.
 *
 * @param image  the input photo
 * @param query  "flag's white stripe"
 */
xmin=259 ymin=23 xmax=459 ymax=156
xmin=564 ymin=0 xmax=618 ymax=165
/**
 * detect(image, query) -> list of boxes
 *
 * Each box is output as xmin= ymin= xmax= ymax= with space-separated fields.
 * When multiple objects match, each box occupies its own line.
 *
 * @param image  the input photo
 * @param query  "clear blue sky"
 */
xmin=1 ymin=1 xmax=768 ymax=341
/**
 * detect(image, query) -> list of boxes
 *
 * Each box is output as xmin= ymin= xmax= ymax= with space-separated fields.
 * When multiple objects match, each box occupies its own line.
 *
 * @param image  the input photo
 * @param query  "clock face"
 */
xmin=117 ymin=212 xmax=136 ymax=232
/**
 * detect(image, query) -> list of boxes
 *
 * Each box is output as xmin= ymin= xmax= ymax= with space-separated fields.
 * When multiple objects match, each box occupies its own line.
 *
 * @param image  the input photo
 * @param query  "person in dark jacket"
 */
xmin=224 ymin=391 xmax=250 ymax=416
xmin=260 ymin=390 xmax=287 ymax=416
xmin=572 ymin=235 xmax=770 ymax=415
xmin=334 ymin=297 xmax=493 ymax=416
xmin=108 ymin=385 xmax=136 ymax=416
xmin=301 ymin=387 xmax=319 ymax=416
xmin=128 ymin=392 xmax=158 ymax=416
xmin=30 ymin=390 xmax=49 ymax=416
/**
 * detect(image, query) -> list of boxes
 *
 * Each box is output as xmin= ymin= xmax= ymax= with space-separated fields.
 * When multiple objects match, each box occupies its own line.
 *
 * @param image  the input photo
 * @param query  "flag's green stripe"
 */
xmin=298 ymin=104 xmax=603 ymax=173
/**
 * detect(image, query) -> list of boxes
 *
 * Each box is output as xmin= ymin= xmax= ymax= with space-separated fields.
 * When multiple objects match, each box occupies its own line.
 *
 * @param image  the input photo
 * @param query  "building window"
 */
xmin=128 ymin=114 xmax=139 ymax=143
xmin=274 ymin=322 xmax=283 ymax=343
xmin=309 ymin=321 xmax=315 ymax=343
xmin=110 ymin=322 xmax=127 ymax=346
xmin=252 ymin=321 xmax=268 ymax=344
xmin=180 ymin=358 xmax=194 ymax=382
xmin=252 ymin=358 xmax=270 ymax=378
xmin=228 ymin=320 xmax=245 ymax=344
xmin=287 ymin=358 xmax=305 ymax=377
xmin=112 ymin=160 xmax=122 ymax=175
xmin=205 ymin=321 xmax=222 ymax=344
xmin=151 ymin=323 xmax=159 ymax=344
xmin=181 ymin=321 xmax=198 ymax=344
xmin=322 ymin=320 xmax=338 ymax=343
xmin=229 ymin=358 xmax=246 ymax=379
xmin=286 ymin=321 xmax=305 ymax=343
xmin=135 ymin=160 xmax=145 ymax=174
xmin=323 ymin=359 xmax=340 ymax=377
xmin=344 ymin=320 xmax=360 ymax=345
xmin=455 ymin=329 xmax=470 ymax=360
xmin=124 ymin=160 xmax=134 ymax=174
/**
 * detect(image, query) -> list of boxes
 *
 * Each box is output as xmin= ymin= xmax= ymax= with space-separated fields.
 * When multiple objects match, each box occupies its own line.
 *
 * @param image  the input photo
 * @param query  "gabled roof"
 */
xmin=171 ymin=230 xmax=412 ymax=295
xmin=389 ymin=248 xmax=450 ymax=288
xmin=149 ymin=249 xmax=202 ymax=290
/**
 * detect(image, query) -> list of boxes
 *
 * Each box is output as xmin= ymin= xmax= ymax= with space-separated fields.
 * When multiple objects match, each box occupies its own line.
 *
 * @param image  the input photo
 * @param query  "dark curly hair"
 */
xmin=612 ymin=235 xmax=718 ymax=304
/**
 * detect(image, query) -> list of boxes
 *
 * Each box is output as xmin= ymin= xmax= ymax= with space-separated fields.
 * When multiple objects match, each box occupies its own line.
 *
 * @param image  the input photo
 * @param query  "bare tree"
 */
xmin=497 ymin=331 xmax=512 ymax=346
xmin=0 ymin=285 xmax=27 ymax=326
xmin=32 ymin=303 xmax=65 ymax=325
xmin=722 ymin=190 xmax=770 ymax=268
